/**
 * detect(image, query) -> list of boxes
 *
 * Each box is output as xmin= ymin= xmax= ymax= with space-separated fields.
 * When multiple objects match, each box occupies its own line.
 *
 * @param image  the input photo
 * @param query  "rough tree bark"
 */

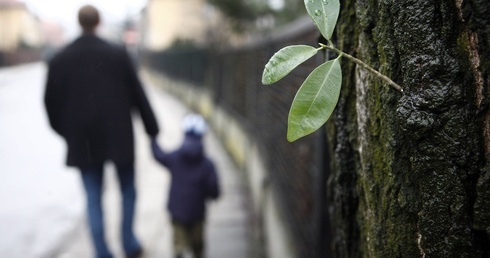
xmin=327 ymin=0 xmax=490 ymax=257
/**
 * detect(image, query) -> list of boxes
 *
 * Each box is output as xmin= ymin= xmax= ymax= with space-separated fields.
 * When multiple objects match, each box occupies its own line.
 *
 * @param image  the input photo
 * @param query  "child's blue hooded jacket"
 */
xmin=152 ymin=133 xmax=220 ymax=224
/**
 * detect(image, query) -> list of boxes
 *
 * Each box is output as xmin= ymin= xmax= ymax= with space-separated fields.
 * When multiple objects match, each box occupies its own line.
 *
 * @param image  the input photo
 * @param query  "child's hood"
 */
xmin=179 ymin=134 xmax=204 ymax=162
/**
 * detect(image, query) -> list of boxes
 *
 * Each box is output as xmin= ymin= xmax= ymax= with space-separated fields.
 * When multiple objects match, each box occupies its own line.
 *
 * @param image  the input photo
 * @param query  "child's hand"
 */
xmin=151 ymin=138 xmax=170 ymax=166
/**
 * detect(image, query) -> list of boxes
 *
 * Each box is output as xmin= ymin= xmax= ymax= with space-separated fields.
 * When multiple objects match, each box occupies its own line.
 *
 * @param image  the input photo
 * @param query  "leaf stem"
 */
xmin=319 ymin=43 xmax=403 ymax=93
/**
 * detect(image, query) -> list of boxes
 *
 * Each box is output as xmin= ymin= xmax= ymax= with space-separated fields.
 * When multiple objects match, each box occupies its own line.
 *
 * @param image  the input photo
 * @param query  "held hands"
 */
xmin=150 ymin=137 xmax=163 ymax=161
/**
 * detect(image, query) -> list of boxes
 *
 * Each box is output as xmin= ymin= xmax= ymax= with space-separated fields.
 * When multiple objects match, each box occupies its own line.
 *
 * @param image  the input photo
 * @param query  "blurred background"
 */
xmin=0 ymin=0 xmax=304 ymax=66
xmin=0 ymin=0 xmax=332 ymax=257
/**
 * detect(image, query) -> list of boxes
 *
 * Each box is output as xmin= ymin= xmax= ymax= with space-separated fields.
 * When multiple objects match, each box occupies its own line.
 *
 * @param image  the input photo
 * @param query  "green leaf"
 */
xmin=262 ymin=45 xmax=318 ymax=85
xmin=304 ymin=0 xmax=340 ymax=40
xmin=287 ymin=58 xmax=342 ymax=142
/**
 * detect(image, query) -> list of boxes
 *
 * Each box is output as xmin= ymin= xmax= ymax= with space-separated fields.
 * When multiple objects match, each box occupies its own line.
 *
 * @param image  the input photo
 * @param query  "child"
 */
xmin=151 ymin=114 xmax=220 ymax=258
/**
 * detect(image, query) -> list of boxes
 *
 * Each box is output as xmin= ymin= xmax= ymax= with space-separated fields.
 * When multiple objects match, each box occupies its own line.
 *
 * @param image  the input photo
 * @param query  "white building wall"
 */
xmin=144 ymin=0 xmax=210 ymax=50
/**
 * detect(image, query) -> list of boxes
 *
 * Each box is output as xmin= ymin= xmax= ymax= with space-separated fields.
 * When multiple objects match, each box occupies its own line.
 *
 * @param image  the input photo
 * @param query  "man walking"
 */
xmin=44 ymin=5 xmax=158 ymax=258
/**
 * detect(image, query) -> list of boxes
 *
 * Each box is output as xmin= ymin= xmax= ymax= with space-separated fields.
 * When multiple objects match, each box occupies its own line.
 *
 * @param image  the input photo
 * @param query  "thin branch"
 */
xmin=319 ymin=43 xmax=404 ymax=93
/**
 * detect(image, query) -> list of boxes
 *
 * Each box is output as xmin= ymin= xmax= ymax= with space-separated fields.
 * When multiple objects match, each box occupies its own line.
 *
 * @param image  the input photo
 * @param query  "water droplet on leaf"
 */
xmin=314 ymin=10 xmax=322 ymax=16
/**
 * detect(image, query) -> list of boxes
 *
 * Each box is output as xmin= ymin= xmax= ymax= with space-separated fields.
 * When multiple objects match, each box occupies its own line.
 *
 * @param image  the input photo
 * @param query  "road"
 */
xmin=0 ymin=63 xmax=82 ymax=257
xmin=0 ymin=62 xmax=250 ymax=258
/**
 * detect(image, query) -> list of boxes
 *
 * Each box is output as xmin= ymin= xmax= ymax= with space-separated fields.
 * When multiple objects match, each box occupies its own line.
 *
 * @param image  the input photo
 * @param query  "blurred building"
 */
xmin=0 ymin=0 xmax=43 ymax=51
xmin=41 ymin=21 xmax=64 ymax=47
xmin=142 ymin=0 xmax=227 ymax=51
xmin=0 ymin=0 xmax=43 ymax=65
xmin=39 ymin=20 xmax=65 ymax=61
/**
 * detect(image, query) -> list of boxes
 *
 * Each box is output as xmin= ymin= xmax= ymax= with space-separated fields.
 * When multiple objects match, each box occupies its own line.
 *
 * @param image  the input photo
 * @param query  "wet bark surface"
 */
xmin=327 ymin=0 xmax=490 ymax=257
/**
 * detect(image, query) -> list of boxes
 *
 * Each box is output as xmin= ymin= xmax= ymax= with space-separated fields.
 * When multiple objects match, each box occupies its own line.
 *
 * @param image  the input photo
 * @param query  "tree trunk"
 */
xmin=327 ymin=0 xmax=490 ymax=257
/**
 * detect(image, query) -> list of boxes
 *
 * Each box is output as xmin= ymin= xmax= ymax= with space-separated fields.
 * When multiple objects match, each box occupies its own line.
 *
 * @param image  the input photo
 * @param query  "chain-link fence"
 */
xmin=144 ymin=17 xmax=332 ymax=258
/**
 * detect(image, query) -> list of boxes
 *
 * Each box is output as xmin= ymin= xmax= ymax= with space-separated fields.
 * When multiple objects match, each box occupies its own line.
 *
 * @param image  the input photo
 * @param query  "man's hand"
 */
xmin=150 ymin=137 xmax=161 ymax=160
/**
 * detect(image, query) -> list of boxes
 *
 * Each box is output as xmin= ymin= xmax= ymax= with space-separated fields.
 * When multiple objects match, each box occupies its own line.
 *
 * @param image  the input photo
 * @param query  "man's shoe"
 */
xmin=127 ymin=248 xmax=143 ymax=258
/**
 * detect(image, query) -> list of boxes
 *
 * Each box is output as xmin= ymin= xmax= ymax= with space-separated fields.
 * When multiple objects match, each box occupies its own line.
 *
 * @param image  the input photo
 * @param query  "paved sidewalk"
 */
xmin=55 ymin=76 xmax=251 ymax=258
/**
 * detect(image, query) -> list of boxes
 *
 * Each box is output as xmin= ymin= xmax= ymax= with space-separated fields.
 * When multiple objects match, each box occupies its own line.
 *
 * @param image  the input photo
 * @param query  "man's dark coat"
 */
xmin=44 ymin=34 xmax=159 ymax=168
